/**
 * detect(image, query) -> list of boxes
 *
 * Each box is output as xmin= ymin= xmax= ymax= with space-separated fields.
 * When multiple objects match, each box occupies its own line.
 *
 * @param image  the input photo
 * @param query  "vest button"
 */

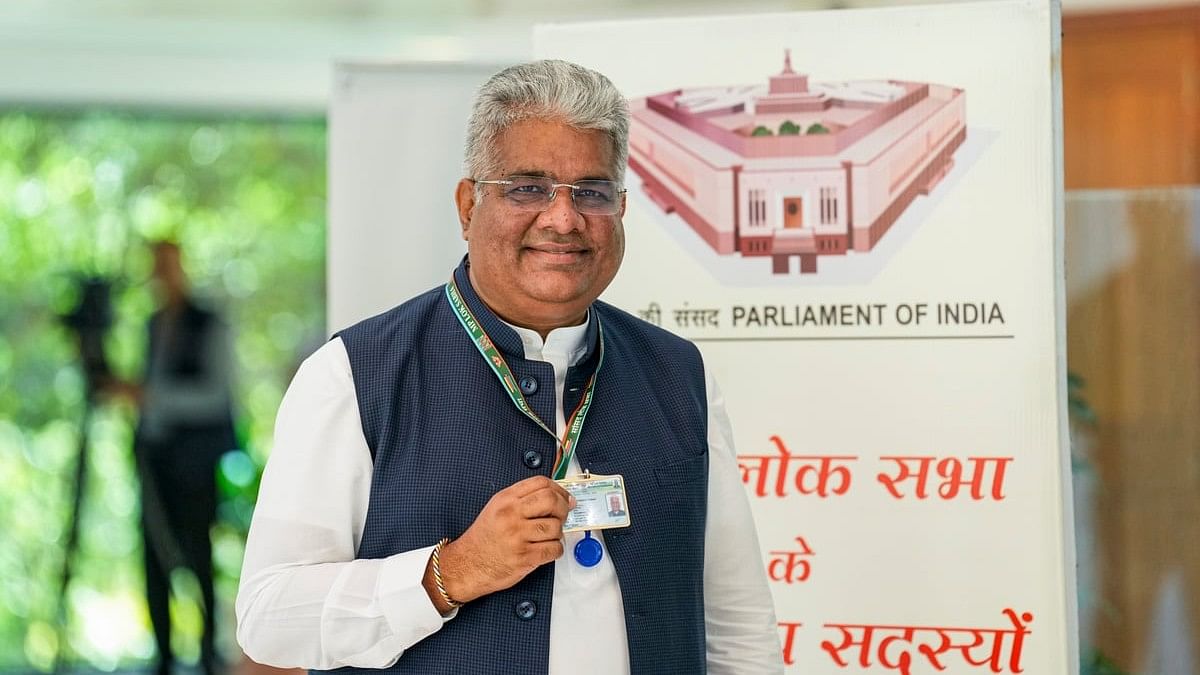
xmin=518 ymin=375 xmax=539 ymax=395
xmin=515 ymin=599 xmax=537 ymax=620
xmin=522 ymin=450 xmax=543 ymax=470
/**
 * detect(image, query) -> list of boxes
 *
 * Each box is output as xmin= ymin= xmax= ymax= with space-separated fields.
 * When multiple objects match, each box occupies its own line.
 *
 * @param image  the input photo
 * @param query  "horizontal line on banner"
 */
xmin=690 ymin=335 xmax=1016 ymax=342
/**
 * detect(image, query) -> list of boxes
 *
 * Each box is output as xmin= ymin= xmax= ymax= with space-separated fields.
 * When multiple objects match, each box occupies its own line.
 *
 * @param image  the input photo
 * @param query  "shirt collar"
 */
xmin=452 ymin=255 xmax=600 ymax=365
xmin=504 ymin=313 xmax=590 ymax=367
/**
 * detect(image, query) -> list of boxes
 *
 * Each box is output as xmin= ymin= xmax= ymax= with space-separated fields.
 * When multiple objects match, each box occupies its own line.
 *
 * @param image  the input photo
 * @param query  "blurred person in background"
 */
xmin=106 ymin=241 xmax=235 ymax=675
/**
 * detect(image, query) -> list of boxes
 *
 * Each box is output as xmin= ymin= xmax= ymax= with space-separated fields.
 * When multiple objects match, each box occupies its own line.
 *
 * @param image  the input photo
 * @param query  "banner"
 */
xmin=536 ymin=1 xmax=1077 ymax=672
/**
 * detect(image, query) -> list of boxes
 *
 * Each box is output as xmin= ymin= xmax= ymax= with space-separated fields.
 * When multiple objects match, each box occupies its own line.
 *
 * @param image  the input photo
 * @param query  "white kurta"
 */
xmin=236 ymin=318 xmax=781 ymax=673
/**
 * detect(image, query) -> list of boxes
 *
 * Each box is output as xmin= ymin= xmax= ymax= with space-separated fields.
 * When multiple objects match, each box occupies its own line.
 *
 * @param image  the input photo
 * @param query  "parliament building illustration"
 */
xmin=628 ymin=51 xmax=967 ymax=274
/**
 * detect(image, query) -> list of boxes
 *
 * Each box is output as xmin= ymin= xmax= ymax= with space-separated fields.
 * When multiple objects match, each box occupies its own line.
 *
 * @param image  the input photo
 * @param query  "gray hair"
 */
xmin=464 ymin=59 xmax=630 ymax=185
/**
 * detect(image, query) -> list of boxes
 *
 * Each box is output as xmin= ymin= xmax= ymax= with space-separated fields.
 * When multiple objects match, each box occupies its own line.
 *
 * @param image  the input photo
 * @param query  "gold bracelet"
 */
xmin=431 ymin=538 xmax=462 ymax=610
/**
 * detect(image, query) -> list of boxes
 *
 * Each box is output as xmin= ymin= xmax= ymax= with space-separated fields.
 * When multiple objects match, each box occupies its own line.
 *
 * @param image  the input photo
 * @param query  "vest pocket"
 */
xmin=654 ymin=452 xmax=707 ymax=487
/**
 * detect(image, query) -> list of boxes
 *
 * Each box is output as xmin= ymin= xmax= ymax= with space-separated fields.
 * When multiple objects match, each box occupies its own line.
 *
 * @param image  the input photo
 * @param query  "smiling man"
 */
xmin=236 ymin=60 xmax=780 ymax=674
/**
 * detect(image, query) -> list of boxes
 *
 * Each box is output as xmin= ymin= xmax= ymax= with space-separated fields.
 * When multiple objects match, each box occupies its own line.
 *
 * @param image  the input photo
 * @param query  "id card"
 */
xmin=557 ymin=473 xmax=631 ymax=533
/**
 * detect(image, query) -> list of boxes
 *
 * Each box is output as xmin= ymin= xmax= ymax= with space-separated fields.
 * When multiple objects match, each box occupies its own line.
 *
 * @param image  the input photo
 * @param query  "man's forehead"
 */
xmin=492 ymin=118 xmax=615 ymax=180
xmin=503 ymin=168 xmax=616 ymax=182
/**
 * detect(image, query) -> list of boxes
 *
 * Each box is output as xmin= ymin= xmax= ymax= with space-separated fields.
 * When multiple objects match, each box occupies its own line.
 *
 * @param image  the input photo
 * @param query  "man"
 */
xmin=607 ymin=493 xmax=627 ymax=518
xmin=111 ymin=241 xmax=234 ymax=675
xmin=236 ymin=60 xmax=780 ymax=673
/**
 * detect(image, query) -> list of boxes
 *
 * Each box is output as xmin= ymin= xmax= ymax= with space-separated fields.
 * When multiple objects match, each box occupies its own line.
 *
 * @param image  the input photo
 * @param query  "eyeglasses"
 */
xmin=474 ymin=175 xmax=626 ymax=216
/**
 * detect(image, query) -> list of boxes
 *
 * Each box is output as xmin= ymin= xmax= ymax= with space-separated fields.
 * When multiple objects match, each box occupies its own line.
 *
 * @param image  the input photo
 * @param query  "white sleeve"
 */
xmin=235 ymin=337 xmax=454 ymax=670
xmin=702 ymin=361 xmax=784 ymax=674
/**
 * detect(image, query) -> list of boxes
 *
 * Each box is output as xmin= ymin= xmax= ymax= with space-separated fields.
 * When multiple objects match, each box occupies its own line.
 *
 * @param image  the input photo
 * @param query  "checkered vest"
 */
xmin=327 ymin=260 xmax=709 ymax=674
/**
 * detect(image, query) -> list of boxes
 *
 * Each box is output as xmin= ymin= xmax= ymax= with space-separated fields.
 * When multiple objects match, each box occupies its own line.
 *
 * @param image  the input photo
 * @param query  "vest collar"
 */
xmin=452 ymin=256 xmax=601 ymax=363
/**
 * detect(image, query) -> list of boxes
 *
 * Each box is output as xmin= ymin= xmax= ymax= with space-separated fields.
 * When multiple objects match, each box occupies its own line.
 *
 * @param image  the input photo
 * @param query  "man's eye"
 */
xmin=576 ymin=189 xmax=609 ymax=200
xmin=509 ymin=184 xmax=547 ymax=194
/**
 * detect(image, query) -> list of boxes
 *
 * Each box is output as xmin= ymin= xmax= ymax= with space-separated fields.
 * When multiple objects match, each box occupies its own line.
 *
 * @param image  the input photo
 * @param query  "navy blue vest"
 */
xmin=330 ymin=261 xmax=710 ymax=674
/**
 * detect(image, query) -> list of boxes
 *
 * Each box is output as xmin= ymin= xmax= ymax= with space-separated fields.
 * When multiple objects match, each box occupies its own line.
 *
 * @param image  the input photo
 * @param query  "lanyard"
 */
xmin=444 ymin=278 xmax=604 ymax=480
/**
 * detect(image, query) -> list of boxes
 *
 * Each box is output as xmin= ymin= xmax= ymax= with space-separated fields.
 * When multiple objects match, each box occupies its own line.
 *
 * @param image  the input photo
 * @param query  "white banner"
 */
xmin=536 ymin=1 xmax=1077 ymax=672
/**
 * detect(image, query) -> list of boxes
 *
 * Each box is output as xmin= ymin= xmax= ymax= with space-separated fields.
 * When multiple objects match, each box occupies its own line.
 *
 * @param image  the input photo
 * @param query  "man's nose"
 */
xmin=538 ymin=186 xmax=585 ymax=232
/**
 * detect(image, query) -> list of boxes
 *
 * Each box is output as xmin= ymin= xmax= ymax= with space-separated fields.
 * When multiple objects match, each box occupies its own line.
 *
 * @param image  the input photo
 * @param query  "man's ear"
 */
xmin=455 ymin=179 xmax=476 ymax=240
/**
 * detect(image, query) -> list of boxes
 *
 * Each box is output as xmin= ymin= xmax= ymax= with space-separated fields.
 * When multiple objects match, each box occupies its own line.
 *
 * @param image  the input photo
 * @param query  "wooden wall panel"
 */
xmin=1063 ymin=10 xmax=1200 ymax=189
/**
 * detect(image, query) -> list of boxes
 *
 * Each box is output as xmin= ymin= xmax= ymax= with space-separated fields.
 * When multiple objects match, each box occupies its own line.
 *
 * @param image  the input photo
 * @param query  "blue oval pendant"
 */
xmin=574 ymin=531 xmax=603 ymax=567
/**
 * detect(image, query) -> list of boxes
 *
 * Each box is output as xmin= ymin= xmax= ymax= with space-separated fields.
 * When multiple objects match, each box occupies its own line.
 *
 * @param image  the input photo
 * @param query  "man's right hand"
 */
xmin=426 ymin=475 xmax=575 ymax=612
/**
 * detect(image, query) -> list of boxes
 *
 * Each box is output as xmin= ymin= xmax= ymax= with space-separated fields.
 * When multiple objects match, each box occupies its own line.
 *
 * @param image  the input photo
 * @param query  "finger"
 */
xmin=523 ymin=517 xmax=565 ymax=542
xmin=518 ymin=486 xmax=573 ymax=519
xmin=524 ymin=539 xmax=565 ymax=566
xmin=517 ymin=487 xmax=569 ymax=519
xmin=509 ymin=475 xmax=558 ymax=498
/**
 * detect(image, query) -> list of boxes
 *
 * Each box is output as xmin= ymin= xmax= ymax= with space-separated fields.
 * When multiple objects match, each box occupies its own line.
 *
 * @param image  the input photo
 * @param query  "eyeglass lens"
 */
xmin=499 ymin=176 xmax=620 ymax=215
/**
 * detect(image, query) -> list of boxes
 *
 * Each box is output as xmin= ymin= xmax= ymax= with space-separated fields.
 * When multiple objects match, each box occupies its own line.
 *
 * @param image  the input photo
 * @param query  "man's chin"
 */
xmin=517 ymin=274 xmax=592 ymax=306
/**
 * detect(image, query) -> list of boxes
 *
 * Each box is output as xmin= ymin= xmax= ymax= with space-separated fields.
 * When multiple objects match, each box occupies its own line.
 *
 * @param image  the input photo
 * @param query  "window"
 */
xmin=747 ymin=188 xmax=769 ymax=227
xmin=819 ymin=186 xmax=839 ymax=225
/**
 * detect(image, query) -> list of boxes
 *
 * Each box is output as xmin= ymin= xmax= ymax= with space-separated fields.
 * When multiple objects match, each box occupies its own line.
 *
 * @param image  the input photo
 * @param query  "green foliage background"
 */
xmin=0 ymin=109 xmax=326 ymax=670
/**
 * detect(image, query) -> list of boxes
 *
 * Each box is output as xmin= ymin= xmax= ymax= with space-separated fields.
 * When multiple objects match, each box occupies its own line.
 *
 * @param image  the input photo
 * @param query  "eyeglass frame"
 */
xmin=471 ymin=175 xmax=627 ymax=216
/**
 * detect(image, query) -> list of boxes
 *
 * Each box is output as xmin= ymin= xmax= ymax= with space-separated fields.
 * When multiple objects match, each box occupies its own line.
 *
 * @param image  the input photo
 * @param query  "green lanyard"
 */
xmin=445 ymin=278 xmax=604 ymax=480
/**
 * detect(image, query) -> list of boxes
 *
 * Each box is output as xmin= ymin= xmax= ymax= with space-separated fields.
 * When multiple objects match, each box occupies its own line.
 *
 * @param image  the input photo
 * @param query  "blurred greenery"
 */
xmin=0 ymin=109 xmax=326 ymax=670
xmin=1068 ymin=372 xmax=1097 ymax=427
xmin=1081 ymin=650 xmax=1129 ymax=675
xmin=1067 ymin=376 xmax=1131 ymax=675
